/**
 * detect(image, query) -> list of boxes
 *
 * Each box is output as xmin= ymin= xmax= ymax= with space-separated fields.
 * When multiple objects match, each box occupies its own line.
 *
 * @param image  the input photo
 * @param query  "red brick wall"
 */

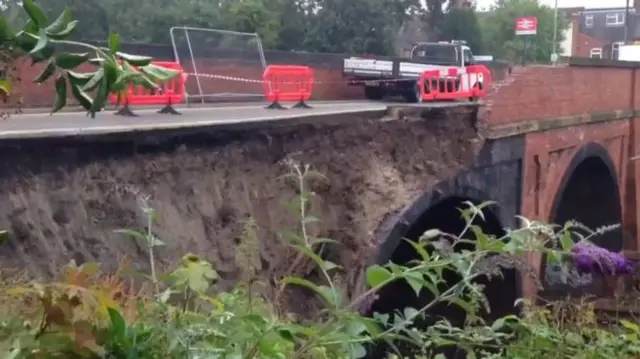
xmin=520 ymin=121 xmax=631 ymax=299
xmin=482 ymin=63 xmax=640 ymax=298
xmin=483 ymin=65 xmax=632 ymax=126
xmin=572 ymin=32 xmax=606 ymax=58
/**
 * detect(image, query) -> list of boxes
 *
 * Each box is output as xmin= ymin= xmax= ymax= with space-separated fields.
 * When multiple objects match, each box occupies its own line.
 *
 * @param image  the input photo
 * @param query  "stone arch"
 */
xmin=541 ymin=142 xmax=623 ymax=298
xmin=365 ymin=187 xmax=520 ymax=358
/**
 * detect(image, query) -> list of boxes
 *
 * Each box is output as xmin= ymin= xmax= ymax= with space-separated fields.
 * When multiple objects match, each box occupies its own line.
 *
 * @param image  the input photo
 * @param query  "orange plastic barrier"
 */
xmin=108 ymin=61 xmax=185 ymax=116
xmin=419 ymin=65 xmax=491 ymax=102
xmin=262 ymin=65 xmax=314 ymax=109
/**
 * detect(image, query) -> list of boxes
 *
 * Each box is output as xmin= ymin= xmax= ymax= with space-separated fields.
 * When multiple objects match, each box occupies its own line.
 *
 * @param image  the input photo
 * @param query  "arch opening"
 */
xmin=366 ymin=196 xmax=520 ymax=358
xmin=542 ymin=152 xmax=623 ymax=299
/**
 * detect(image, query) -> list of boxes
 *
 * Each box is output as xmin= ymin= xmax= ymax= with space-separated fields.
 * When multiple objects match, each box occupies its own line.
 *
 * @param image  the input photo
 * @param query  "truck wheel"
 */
xmin=364 ymin=86 xmax=384 ymax=100
xmin=402 ymin=81 xmax=423 ymax=103
xmin=414 ymin=81 xmax=424 ymax=103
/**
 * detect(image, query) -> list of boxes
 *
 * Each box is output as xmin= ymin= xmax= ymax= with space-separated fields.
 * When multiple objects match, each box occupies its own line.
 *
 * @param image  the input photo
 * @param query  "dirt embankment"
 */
xmin=0 ymin=109 xmax=482 ymax=306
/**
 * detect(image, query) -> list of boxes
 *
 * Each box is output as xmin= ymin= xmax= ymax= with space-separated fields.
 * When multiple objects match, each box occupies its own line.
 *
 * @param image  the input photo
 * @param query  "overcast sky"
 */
xmin=475 ymin=0 xmax=630 ymax=11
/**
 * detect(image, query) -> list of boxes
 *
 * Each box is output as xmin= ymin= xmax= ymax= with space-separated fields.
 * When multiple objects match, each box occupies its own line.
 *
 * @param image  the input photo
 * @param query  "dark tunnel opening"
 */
xmin=365 ymin=196 xmax=520 ymax=359
xmin=541 ymin=155 xmax=623 ymax=299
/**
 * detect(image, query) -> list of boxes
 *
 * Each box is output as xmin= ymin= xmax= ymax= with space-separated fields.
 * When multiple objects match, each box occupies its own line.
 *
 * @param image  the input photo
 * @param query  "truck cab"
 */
xmin=410 ymin=41 xmax=476 ymax=68
xmin=411 ymin=42 xmax=475 ymax=67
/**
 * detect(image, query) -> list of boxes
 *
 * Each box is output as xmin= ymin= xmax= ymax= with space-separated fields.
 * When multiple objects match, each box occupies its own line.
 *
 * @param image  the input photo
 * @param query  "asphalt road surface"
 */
xmin=0 ymin=100 xmax=479 ymax=139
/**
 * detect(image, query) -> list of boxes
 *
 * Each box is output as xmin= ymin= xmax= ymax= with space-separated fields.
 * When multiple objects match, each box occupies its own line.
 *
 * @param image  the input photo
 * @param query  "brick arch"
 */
xmin=520 ymin=122 xmax=629 ymax=299
xmin=522 ymin=124 xmax=628 ymax=221
xmin=548 ymin=142 xmax=622 ymax=232
xmin=539 ymin=143 xmax=624 ymax=298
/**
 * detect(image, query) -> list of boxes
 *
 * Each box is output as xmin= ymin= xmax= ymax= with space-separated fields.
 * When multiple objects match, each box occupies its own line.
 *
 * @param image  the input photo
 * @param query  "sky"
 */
xmin=475 ymin=0 xmax=630 ymax=11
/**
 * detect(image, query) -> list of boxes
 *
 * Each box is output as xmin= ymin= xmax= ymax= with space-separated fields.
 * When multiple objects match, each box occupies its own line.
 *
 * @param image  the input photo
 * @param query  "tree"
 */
xmin=0 ymin=0 xmax=427 ymax=55
xmin=423 ymin=0 xmax=446 ymax=40
xmin=222 ymin=0 xmax=281 ymax=49
xmin=439 ymin=7 xmax=484 ymax=53
xmin=271 ymin=0 xmax=310 ymax=51
xmin=303 ymin=0 xmax=419 ymax=55
xmin=0 ymin=0 xmax=177 ymax=116
xmin=479 ymin=0 xmax=569 ymax=63
xmin=1 ymin=0 xmax=111 ymax=40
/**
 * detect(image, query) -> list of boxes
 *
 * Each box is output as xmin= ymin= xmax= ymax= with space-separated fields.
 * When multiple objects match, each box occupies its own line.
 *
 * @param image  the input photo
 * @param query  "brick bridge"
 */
xmin=0 ymin=58 xmax=638 ymax=322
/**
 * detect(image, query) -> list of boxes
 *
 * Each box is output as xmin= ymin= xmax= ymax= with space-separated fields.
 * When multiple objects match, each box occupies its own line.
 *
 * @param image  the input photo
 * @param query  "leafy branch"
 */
xmin=1 ymin=0 xmax=178 ymax=118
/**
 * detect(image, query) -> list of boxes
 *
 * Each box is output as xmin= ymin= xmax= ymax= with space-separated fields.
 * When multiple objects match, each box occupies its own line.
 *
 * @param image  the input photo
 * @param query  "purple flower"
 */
xmin=570 ymin=242 xmax=639 ymax=276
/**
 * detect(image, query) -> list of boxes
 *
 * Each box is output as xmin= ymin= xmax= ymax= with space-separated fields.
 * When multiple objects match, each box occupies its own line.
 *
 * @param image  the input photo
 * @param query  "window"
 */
xmin=462 ymin=49 xmax=473 ymax=65
xmin=605 ymin=13 xmax=625 ymax=26
xmin=612 ymin=42 xmax=623 ymax=59
xmin=589 ymin=48 xmax=603 ymax=59
xmin=585 ymin=14 xmax=594 ymax=28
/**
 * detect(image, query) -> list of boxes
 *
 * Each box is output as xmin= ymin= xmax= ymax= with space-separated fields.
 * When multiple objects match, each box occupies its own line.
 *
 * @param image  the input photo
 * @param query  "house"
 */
xmin=565 ymin=3 xmax=640 ymax=59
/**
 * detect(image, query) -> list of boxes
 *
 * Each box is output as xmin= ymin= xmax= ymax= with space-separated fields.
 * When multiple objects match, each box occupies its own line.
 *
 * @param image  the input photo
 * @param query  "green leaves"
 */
xmin=559 ymin=230 xmax=574 ymax=252
xmin=291 ymin=245 xmax=340 ymax=272
xmin=170 ymin=254 xmax=219 ymax=293
xmin=0 ymin=230 xmax=8 ymax=246
xmin=22 ymin=0 xmax=48 ymax=29
xmin=51 ymin=75 xmax=67 ymax=114
xmin=365 ymin=265 xmax=392 ymax=288
xmin=45 ymin=8 xmax=77 ymax=39
xmin=48 ymin=20 xmax=78 ymax=40
xmin=107 ymin=307 xmax=127 ymax=339
xmin=29 ymin=29 xmax=48 ymax=55
xmin=281 ymin=276 xmax=341 ymax=307
xmin=22 ymin=0 xmax=77 ymax=40
xmin=82 ymin=68 xmax=104 ymax=92
xmin=116 ymin=53 xmax=153 ymax=67
xmin=108 ymin=32 xmax=120 ymax=54
xmin=55 ymin=52 xmax=89 ymax=69
xmin=34 ymin=60 xmax=56 ymax=83
xmin=140 ymin=63 xmax=179 ymax=82
xmin=0 ymin=80 xmax=11 ymax=96
xmin=11 ymin=3 xmax=181 ymax=117
xmin=7 ymin=0 xmax=181 ymax=118
xmin=69 ymin=82 xmax=92 ymax=112
xmin=91 ymin=74 xmax=110 ymax=114
xmin=113 ymin=228 xmax=165 ymax=248
xmin=0 ymin=16 xmax=12 ymax=42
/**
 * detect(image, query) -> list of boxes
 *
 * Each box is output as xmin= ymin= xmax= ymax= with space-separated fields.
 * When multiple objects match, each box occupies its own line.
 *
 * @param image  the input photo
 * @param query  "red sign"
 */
xmin=515 ymin=16 xmax=538 ymax=36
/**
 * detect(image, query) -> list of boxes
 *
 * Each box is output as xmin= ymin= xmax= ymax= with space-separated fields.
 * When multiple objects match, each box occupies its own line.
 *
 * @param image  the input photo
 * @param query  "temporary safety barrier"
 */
xmin=169 ymin=27 xmax=267 ymax=103
xmin=108 ymin=61 xmax=186 ymax=117
xmin=419 ymin=65 xmax=491 ymax=102
xmin=262 ymin=65 xmax=314 ymax=109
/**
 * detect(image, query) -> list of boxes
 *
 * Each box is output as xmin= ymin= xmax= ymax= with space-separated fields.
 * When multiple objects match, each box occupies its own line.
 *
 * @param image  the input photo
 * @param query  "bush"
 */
xmin=1 ymin=160 xmax=639 ymax=359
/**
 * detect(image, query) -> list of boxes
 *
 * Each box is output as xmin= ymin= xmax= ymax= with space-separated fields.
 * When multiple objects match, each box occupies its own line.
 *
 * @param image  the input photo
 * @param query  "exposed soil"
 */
xmin=0 ymin=107 xmax=482 ymax=313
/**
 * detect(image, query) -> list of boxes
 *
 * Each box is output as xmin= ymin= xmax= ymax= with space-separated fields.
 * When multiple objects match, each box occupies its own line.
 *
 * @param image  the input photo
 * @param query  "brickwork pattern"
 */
xmin=480 ymin=62 xmax=640 ymax=299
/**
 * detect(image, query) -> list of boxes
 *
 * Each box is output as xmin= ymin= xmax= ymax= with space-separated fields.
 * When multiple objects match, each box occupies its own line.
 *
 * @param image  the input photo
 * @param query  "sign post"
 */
xmin=515 ymin=16 xmax=538 ymax=65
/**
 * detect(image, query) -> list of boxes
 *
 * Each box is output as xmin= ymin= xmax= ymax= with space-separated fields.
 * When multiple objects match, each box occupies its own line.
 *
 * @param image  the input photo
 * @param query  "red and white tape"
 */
xmin=185 ymin=72 xmax=415 ymax=85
